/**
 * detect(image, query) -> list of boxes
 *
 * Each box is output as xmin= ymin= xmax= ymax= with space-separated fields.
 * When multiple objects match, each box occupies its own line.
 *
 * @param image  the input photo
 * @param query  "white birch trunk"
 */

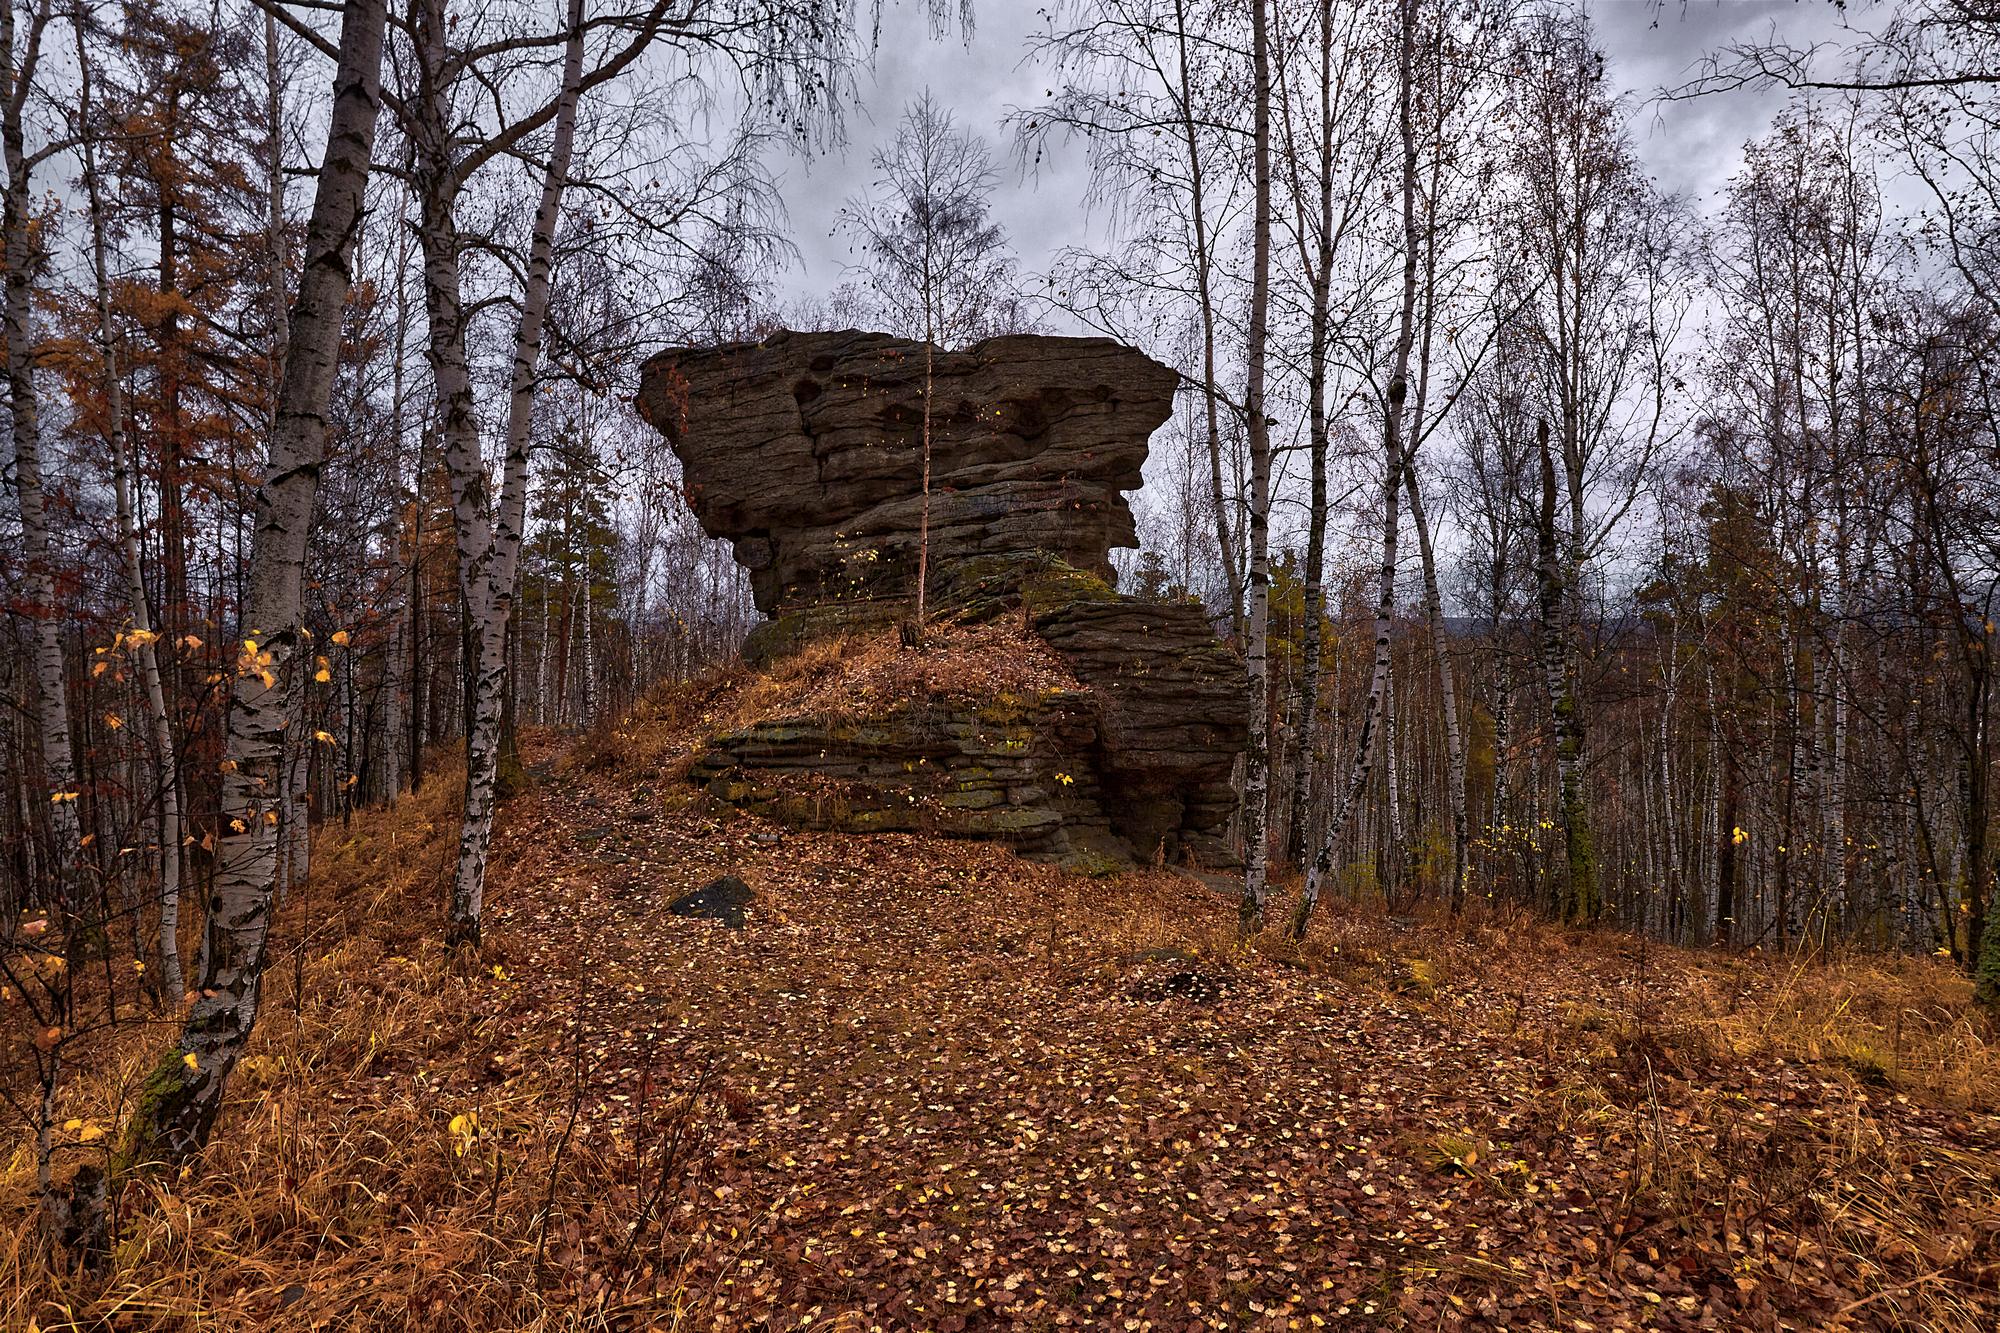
xmin=1290 ymin=0 xmax=1418 ymax=940
xmin=122 ymin=0 xmax=388 ymax=1166
xmin=1236 ymin=0 xmax=1276 ymax=931
xmin=2 ymin=0 xmax=83 ymax=900
xmin=1403 ymin=460 xmax=1466 ymax=910
xmin=1537 ymin=417 xmax=1595 ymax=922
xmin=1658 ymin=630 xmax=1683 ymax=936
xmin=1171 ymin=0 xmax=1240 ymax=637
xmin=420 ymin=0 xmax=586 ymax=948
xmin=1825 ymin=535 xmax=1850 ymax=924
xmin=579 ymin=581 xmax=597 ymax=727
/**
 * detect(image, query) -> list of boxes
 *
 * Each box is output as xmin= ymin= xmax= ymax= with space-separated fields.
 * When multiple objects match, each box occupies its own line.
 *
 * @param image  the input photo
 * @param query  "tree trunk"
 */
xmin=1171 ymin=0 xmax=1240 ymax=637
xmin=1286 ymin=0 xmax=1335 ymax=874
xmin=119 ymin=0 xmax=389 ymax=1166
xmin=1236 ymin=0 xmax=1275 ymax=932
xmin=1291 ymin=0 xmax=1418 ymax=941
xmin=423 ymin=0 xmax=586 ymax=949
xmin=1402 ymin=457 xmax=1466 ymax=911
xmin=2 ymin=0 xmax=83 ymax=914
xmin=1535 ymin=418 xmax=1597 ymax=923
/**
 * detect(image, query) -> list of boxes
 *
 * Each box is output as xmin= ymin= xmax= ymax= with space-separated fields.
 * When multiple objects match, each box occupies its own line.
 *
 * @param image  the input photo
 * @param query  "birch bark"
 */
xmin=121 ymin=0 xmax=389 ymax=1165
xmin=1171 ymin=0 xmax=1241 ymax=637
xmin=2 ymin=0 xmax=83 ymax=905
xmin=1536 ymin=417 xmax=1596 ymax=922
xmin=1402 ymin=458 xmax=1466 ymax=910
xmin=1281 ymin=0 xmax=1337 ymax=873
xmin=418 ymin=0 xmax=589 ymax=948
xmin=1236 ymin=0 xmax=1275 ymax=932
xmin=1291 ymin=0 xmax=1418 ymax=940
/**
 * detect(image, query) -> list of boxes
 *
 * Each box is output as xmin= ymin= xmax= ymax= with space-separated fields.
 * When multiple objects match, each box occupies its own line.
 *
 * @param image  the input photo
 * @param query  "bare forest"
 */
xmin=4 ymin=0 xmax=2000 ymax=1327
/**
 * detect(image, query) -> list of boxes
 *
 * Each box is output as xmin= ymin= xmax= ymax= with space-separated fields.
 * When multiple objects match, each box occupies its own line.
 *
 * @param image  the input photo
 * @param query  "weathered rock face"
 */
xmin=686 ymin=683 xmax=1131 ymax=867
xmin=636 ymin=330 xmax=1180 ymax=614
xmin=638 ymin=329 xmax=1245 ymax=869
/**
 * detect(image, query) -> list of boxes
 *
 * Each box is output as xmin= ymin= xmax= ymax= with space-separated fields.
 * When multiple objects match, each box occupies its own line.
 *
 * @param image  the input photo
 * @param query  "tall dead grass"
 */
xmin=2 ymin=752 xmax=720 ymax=1332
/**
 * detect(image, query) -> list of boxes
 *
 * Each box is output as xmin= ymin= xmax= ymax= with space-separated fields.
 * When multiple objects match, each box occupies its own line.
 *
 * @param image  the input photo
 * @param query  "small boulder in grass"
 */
xmin=1122 ymin=947 xmax=1231 ymax=1005
xmin=669 ymin=875 xmax=755 ymax=928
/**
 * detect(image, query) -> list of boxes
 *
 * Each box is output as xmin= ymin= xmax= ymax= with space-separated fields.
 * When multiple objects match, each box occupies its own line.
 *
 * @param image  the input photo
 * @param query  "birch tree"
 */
xmin=1 ymin=0 xmax=83 ymax=918
xmin=1235 ymin=0 xmax=1275 ymax=932
xmin=1019 ymin=0 xmax=1251 ymax=632
xmin=1492 ymin=9 xmax=1687 ymax=923
xmin=395 ymin=0 xmax=864 ymax=949
xmin=1291 ymin=0 xmax=1421 ymax=940
xmin=838 ymin=91 xmax=1018 ymax=636
xmin=1271 ymin=0 xmax=1389 ymax=872
xmin=404 ymin=0 xmax=603 ymax=950
xmin=118 ymin=0 xmax=390 ymax=1167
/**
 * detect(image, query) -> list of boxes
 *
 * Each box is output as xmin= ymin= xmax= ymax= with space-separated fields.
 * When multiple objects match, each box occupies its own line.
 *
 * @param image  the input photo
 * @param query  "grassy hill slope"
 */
xmin=7 ymin=653 xmax=1998 ymax=1331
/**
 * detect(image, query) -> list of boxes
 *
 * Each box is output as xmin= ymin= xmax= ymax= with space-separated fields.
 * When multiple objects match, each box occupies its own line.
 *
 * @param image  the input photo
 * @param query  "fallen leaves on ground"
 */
xmin=8 ymin=698 xmax=1997 ymax=1332
xmin=477 ymin=720 xmax=2000 ymax=1331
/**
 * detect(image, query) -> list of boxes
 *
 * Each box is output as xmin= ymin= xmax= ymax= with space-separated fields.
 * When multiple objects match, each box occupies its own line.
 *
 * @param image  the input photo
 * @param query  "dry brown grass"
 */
xmin=565 ymin=622 xmax=1084 ymax=793
xmin=1 ymin=746 xmax=722 ymax=1331
xmin=624 ymin=623 xmax=1076 ymax=745
xmin=5 ymin=705 xmax=1996 ymax=1331
xmin=1286 ymin=903 xmax=2000 ymax=1331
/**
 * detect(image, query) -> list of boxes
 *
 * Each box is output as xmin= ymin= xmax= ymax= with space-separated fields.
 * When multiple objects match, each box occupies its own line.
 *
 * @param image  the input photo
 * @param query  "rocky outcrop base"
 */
xmin=687 ymin=558 xmax=1243 ymax=870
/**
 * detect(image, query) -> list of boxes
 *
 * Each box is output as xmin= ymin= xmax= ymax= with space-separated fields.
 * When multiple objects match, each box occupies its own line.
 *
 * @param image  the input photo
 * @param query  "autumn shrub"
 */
xmin=572 ymin=715 xmax=635 ymax=775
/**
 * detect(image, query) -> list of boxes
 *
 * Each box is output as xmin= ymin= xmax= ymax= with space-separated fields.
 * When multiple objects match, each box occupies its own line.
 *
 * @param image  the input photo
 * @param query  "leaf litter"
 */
xmin=477 ymin=702 xmax=2000 ymax=1332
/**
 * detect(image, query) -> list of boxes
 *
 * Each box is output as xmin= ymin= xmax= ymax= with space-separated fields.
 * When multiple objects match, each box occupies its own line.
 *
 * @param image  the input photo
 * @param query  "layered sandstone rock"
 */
xmin=637 ymin=329 xmax=1178 ymax=613
xmin=637 ymin=330 xmax=1244 ymax=868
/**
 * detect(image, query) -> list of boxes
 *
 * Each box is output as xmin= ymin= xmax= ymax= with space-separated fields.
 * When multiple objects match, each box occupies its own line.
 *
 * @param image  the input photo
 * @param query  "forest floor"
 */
xmin=8 ymin=656 xmax=2000 ymax=1331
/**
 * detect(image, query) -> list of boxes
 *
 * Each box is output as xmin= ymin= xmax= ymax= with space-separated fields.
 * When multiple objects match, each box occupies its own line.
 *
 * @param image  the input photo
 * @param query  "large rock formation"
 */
xmin=637 ymin=330 xmax=1245 ymax=868
xmin=638 ymin=330 xmax=1174 ymax=615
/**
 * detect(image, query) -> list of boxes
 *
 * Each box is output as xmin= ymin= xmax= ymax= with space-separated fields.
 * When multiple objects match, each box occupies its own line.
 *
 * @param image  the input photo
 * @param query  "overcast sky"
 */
xmin=769 ymin=0 xmax=1858 ymax=312
xmin=745 ymin=0 xmax=1884 ymax=578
